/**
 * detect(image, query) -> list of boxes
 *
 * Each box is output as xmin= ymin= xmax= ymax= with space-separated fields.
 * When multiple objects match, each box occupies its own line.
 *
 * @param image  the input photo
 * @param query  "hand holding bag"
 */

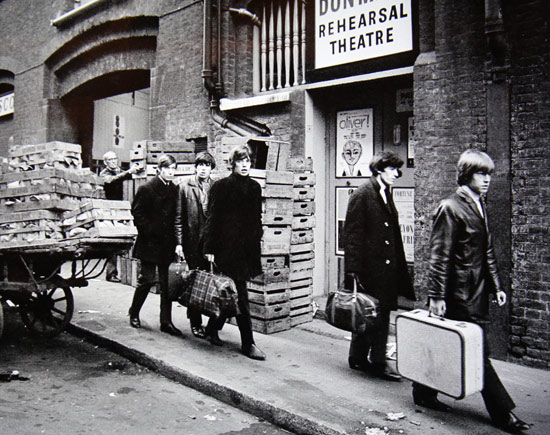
xmin=167 ymin=258 xmax=192 ymax=301
xmin=325 ymin=275 xmax=379 ymax=333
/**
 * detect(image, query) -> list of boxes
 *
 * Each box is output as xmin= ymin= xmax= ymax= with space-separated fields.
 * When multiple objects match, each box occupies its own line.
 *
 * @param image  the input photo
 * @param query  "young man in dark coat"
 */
xmin=175 ymin=151 xmax=216 ymax=339
xmin=128 ymin=154 xmax=182 ymax=337
xmin=411 ymin=149 xmax=530 ymax=433
xmin=344 ymin=151 xmax=416 ymax=381
xmin=202 ymin=144 xmax=265 ymax=360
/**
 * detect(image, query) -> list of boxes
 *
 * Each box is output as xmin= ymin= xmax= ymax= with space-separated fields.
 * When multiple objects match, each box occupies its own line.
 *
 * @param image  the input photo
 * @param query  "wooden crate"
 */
xmin=250 ymin=267 xmax=290 ymax=284
xmin=260 ymin=255 xmax=287 ymax=269
xmin=265 ymin=141 xmax=291 ymax=171
xmin=290 ymin=259 xmax=314 ymax=273
xmin=0 ymin=197 xmax=80 ymax=214
xmin=250 ymin=301 xmax=290 ymax=319
xmin=0 ymin=210 xmax=63 ymax=247
xmin=8 ymin=142 xmax=82 ymax=171
xmin=293 ymin=186 xmax=315 ymax=201
xmin=61 ymin=199 xmax=137 ymax=239
xmin=287 ymin=156 xmax=313 ymax=172
xmin=251 ymin=316 xmax=291 ymax=334
xmin=247 ymin=283 xmax=290 ymax=306
xmin=293 ymin=201 xmax=315 ymax=216
xmin=262 ymin=198 xmax=293 ymax=225
xmin=291 ymin=216 xmax=315 ymax=230
xmin=250 ymin=169 xmax=294 ymax=186
xmin=290 ymin=310 xmax=314 ymax=327
xmin=261 ymin=226 xmax=291 ymax=255
xmin=293 ymin=172 xmax=316 ymax=186
xmin=291 ymin=229 xmax=314 ymax=245
xmin=119 ymin=255 xmax=139 ymax=288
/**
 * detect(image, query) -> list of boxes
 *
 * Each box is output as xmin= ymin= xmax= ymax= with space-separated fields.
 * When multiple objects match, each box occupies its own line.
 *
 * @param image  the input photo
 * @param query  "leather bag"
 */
xmin=325 ymin=276 xmax=379 ymax=333
xmin=167 ymin=259 xmax=191 ymax=301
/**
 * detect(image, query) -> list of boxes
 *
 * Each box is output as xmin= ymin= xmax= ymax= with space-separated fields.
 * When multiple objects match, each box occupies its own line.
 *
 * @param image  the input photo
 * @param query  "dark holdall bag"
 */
xmin=167 ymin=259 xmax=191 ymax=301
xmin=325 ymin=276 xmax=379 ymax=333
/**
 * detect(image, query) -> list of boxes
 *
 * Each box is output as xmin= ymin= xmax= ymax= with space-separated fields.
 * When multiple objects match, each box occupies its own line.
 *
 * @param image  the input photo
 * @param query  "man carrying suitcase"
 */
xmin=412 ymin=149 xmax=530 ymax=433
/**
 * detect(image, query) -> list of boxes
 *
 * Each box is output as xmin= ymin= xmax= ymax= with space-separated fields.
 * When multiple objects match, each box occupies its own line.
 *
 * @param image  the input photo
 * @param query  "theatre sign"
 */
xmin=315 ymin=0 xmax=413 ymax=69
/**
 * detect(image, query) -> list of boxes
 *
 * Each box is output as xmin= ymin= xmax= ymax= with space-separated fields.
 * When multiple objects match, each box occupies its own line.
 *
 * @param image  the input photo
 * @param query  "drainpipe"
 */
xmin=228 ymin=7 xmax=261 ymax=26
xmin=484 ymin=0 xmax=508 ymax=81
xmin=202 ymin=0 xmax=270 ymax=136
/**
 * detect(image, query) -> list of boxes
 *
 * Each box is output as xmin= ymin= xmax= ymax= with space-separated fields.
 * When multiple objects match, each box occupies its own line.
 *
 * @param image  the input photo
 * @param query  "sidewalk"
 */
xmin=69 ymin=278 xmax=550 ymax=435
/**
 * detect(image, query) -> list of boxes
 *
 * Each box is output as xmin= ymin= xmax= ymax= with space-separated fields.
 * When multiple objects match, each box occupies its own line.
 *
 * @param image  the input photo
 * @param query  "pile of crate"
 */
xmin=0 ymin=142 xmax=136 ymax=250
xmin=130 ymin=140 xmax=196 ymax=179
xmin=245 ymin=141 xmax=316 ymax=334
xmin=288 ymin=157 xmax=316 ymax=326
xmin=249 ymin=165 xmax=294 ymax=334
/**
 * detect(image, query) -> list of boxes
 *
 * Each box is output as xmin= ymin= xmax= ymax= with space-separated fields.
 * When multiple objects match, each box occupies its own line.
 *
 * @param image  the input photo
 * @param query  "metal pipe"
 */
xmin=228 ymin=8 xmax=261 ymax=27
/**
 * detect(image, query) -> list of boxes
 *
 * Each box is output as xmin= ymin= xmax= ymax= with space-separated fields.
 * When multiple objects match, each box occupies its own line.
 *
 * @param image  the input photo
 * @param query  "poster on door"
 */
xmin=336 ymin=108 xmax=373 ymax=178
xmin=392 ymin=187 xmax=414 ymax=262
xmin=336 ymin=186 xmax=357 ymax=255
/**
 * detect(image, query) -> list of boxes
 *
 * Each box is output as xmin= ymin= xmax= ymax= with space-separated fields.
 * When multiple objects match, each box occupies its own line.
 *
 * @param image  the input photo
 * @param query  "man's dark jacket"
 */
xmin=131 ymin=176 xmax=178 ymax=265
xmin=344 ymin=177 xmax=415 ymax=309
xmin=174 ymin=176 xmax=210 ymax=269
xmin=202 ymin=173 xmax=263 ymax=281
xmin=428 ymin=186 xmax=502 ymax=322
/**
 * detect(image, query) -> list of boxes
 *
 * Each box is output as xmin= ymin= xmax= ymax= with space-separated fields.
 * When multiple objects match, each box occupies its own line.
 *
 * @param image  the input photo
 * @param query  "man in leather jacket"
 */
xmin=412 ymin=150 xmax=530 ymax=433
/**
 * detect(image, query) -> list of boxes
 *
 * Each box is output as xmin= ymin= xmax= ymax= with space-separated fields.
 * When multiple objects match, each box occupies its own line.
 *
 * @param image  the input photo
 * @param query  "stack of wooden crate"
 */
xmin=60 ymin=199 xmax=137 ymax=239
xmin=249 ymin=167 xmax=294 ymax=334
xmin=130 ymin=140 xmax=196 ymax=179
xmin=288 ymin=157 xmax=316 ymax=327
xmin=0 ymin=141 xmax=137 ymax=250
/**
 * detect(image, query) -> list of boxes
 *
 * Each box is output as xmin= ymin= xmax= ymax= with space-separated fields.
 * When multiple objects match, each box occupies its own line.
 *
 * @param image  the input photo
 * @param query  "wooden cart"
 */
xmin=0 ymin=238 xmax=133 ymax=339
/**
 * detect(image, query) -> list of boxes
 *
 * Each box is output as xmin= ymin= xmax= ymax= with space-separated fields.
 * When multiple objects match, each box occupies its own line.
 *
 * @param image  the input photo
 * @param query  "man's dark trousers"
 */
xmin=129 ymin=261 xmax=172 ymax=324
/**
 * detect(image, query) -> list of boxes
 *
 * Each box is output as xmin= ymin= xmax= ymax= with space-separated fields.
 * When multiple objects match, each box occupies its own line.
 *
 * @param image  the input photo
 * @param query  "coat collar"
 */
xmin=151 ymin=175 xmax=174 ymax=196
xmin=456 ymin=186 xmax=485 ymax=220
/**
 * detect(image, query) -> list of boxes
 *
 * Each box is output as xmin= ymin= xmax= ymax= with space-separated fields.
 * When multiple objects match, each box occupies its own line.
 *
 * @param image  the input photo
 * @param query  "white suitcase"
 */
xmin=395 ymin=309 xmax=484 ymax=399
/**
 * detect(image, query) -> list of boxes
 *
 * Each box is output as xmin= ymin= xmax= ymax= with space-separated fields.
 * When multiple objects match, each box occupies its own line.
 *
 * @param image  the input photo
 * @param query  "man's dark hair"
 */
xmin=369 ymin=151 xmax=404 ymax=176
xmin=456 ymin=149 xmax=494 ymax=186
xmin=157 ymin=153 xmax=176 ymax=169
xmin=195 ymin=151 xmax=216 ymax=169
xmin=229 ymin=144 xmax=252 ymax=168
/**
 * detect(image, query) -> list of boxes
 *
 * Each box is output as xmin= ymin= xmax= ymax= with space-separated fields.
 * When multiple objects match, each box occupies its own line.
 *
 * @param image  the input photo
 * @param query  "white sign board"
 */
xmin=393 ymin=187 xmax=414 ymax=262
xmin=315 ymin=0 xmax=413 ymax=69
xmin=0 ymin=92 xmax=14 ymax=117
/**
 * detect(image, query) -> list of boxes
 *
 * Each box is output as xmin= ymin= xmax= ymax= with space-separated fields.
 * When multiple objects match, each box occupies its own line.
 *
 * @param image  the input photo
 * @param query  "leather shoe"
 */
xmin=129 ymin=316 xmax=141 ymax=329
xmin=160 ymin=323 xmax=183 ymax=337
xmin=495 ymin=412 xmax=530 ymax=433
xmin=242 ymin=344 xmax=266 ymax=361
xmin=348 ymin=357 xmax=373 ymax=373
xmin=413 ymin=391 xmax=451 ymax=412
xmin=370 ymin=364 xmax=402 ymax=382
xmin=191 ymin=325 xmax=207 ymax=339
xmin=106 ymin=275 xmax=121 ymax=283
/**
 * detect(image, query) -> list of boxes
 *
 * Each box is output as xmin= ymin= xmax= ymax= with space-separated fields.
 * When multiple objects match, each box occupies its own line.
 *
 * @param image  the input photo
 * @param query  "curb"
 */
xmin=67 ymin=322 xmax=347 ymax=435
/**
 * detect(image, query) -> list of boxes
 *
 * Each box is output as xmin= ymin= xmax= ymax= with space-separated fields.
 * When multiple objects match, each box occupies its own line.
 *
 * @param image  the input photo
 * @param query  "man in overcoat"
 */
xmin=344 ymin=151 xmax=416 ymax=381
xmin=202 ymin=144 xmax=265 ymax=360
xmin=128 ymin=154 xmax=182 ymax=337
xmin=175 ymin=151 xmax=216 ymax=339
xmin=411 ymin=149 xmax=530 ymax=433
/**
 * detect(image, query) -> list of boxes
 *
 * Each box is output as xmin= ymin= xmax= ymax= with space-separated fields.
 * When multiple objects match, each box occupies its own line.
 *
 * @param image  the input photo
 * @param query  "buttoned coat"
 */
xmin=427 ymin=186 xmax=502 ymax=322
xmin=202 ymin=173 xmax=263 ymax=281
xmin=131 ymin=176 xmax=178 ymax=265
xmin=344 ymin=177 xmax=415 ymax=309
xmin=174 ymin=176 xmax=211 ymax=269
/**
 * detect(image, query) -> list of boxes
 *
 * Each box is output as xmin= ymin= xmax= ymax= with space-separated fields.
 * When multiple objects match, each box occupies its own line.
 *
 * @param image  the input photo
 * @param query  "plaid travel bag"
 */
xmin=177 ymin=266 xmax=239 ymax=318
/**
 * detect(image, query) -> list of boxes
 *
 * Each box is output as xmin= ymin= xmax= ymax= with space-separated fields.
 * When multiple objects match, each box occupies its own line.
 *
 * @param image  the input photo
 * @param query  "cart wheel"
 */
xmin=20 ymin=286 xmax=74 ymax=338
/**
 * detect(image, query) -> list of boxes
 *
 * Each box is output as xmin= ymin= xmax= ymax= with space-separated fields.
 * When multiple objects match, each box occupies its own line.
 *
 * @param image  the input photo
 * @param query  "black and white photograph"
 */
xmin=0 ymin=1 xmax=549 ymax=434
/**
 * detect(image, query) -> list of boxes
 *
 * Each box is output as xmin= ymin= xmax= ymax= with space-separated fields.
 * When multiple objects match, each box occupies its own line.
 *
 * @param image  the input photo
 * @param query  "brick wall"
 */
xmin=414 ymin=0 xmax=488 ymax=299
xmin=506 ymin=1 xmax=550 ymax=368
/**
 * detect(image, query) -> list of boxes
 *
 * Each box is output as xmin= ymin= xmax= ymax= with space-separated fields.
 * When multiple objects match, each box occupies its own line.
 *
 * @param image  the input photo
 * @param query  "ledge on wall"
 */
xmin=51 ymin=0 xmax=108 ymax=27
xmin=219 ymin=92 xmax=292 ymax=111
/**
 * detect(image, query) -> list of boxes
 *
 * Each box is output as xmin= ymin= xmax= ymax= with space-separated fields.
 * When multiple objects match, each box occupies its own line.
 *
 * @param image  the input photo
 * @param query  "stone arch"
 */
xmin=42 ymin=16 xmax=158 ymax=166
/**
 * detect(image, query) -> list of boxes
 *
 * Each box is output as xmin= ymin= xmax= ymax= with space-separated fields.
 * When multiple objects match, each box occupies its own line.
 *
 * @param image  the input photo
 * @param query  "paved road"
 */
xmin=0 ymin=307 xmax=293 ymax=435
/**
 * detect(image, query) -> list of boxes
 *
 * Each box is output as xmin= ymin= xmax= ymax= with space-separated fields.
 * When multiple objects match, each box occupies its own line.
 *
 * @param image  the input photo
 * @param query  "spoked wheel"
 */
xmin=20 ymin=286 xmax=74 ymax=337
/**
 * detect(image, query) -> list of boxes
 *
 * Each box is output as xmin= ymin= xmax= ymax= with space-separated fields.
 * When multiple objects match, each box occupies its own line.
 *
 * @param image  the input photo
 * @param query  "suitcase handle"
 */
xmin=428 ymin=311 xmax=446 ymax=321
